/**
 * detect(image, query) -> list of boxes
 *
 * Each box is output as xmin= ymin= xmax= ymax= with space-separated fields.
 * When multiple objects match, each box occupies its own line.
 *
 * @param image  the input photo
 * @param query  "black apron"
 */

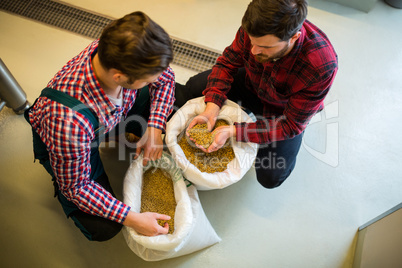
xmin=24 ymin=88 xmax=105 ymax=217
xmin=25 ymin=86 xmax=150 ymax=217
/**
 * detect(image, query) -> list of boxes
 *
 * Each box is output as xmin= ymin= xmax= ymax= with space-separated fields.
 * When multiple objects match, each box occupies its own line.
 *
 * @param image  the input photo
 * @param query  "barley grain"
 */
xmin=141 ymin=168 xmax=176 ymax=234
xmin=178 ymin=119 xmax=235 ymax=173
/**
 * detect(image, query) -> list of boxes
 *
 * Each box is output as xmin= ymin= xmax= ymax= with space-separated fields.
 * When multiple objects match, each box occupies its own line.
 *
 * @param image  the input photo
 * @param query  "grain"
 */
xmin=125 ymin=132 xmax=140 ymax=143
xmin=187 ymin=124 xmax=214 ymax=149
xmin=178 ymin=119 xmax=235 ymax=173
xmin=140 ymin=168 xmax=176 ymax=234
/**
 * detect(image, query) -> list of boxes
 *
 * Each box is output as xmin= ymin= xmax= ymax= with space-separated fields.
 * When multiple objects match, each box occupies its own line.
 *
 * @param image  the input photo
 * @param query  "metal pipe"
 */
xmin=0 ymin=58 xmax=30 ymax=114
xmin=0 ymin=100 xmax=6 ymax=112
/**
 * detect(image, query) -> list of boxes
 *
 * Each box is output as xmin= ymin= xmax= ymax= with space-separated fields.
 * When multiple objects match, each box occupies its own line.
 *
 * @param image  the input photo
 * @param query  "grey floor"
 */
xmin=1 ymin=0 xmax=402 ymax=267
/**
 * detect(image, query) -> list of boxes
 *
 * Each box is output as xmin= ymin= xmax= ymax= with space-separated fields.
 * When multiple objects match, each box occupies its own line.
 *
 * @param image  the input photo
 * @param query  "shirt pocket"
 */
xmin=258 ymin=78 xmax=289 ymax=105
xmin=244 ymin=60 xmax=263 ymax=90
xmin=244 ymin=57 xmax=263 ymax=72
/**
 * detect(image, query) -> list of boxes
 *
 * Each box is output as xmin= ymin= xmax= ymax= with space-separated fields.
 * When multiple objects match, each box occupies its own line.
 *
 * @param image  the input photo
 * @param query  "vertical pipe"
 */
xmin=0 ymin=58 xmax=30 ymax=114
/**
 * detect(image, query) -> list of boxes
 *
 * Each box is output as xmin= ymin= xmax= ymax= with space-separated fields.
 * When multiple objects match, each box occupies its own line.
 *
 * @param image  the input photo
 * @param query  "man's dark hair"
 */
xmin=242 ymin=0 xmax=308 ymax=41
xmin=98 ymin=11 xmax=173 ymax=82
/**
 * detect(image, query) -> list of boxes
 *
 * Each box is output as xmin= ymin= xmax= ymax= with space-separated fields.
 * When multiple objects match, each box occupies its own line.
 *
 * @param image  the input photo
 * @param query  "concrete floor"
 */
xmin=1 ymin=0 xmax=402 ymax=267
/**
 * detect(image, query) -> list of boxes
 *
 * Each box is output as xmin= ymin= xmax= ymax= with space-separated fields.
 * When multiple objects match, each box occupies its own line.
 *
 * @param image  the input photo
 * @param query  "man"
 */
xmin=175 ymin=0 xmax=338 ymax=189
xmin=26 ymin=12 xmax=175 ymax=241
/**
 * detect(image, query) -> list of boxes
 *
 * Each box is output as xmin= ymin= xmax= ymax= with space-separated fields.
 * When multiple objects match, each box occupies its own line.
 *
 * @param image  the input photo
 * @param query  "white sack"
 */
xmin=122 ymin=152 xmax=221 ymax=261
xmin=165 ymin=97 xmax=258 ymax=190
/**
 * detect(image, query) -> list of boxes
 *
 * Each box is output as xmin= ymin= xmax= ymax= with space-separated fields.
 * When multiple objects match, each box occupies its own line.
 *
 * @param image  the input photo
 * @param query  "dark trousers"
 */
xmin=57 ymin=172 xmax=123 ymax=241
xmin=29 ymin=131 xmax=123 ymax=241
xmin=175 ymin=68 xmax=303 ymax=188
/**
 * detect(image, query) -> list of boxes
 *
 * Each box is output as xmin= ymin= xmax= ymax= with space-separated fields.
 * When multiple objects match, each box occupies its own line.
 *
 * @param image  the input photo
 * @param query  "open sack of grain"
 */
xmin=122 ymin=152 xmax=221 ymax=261
xmin=166 ymin=97 xmax=258 ymax=190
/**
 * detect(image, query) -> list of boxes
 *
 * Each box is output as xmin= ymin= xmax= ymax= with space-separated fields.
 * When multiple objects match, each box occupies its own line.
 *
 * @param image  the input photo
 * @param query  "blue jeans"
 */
xmin=174 ymin=68 xmax=303 ymax=188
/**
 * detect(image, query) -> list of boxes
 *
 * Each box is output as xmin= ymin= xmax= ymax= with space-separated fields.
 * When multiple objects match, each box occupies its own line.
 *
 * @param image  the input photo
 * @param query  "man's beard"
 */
xmin=254 ymin=42 xmax=290 ymax=63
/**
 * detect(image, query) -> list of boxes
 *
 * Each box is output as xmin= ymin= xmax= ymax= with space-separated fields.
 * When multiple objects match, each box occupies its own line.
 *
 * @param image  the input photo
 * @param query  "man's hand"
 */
xmin=186 ymin=102 xmax=237 ymax=153
xmin=204 ymin=125 xmax=236 ymax=153
xmin=186 ymin=102 xmax=220 ymax=135
xmin=123 ymin=210 xmax=170 ymax=236
xmin=134 ymin=127 xmax=163 ymax=165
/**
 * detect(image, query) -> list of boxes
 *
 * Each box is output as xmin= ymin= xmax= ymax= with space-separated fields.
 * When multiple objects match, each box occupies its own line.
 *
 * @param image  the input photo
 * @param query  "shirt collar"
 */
xmin=83 ymin=45 xmax=118 ymax=117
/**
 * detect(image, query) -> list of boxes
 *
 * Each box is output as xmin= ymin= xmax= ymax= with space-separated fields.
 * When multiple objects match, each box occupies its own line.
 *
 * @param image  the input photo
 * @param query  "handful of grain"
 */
xmin=140 ymin=168 xmax=176 ymax=234
xmin=178 ymin=119 xmax=235 ymax=173
xmin=187 ymin=124 xmax=215 ymax=149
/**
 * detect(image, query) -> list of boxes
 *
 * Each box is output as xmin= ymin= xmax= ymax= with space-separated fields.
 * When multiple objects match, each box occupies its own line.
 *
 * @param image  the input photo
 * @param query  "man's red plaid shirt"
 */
xmin=204 ymin=20 xmax=338 ymax=144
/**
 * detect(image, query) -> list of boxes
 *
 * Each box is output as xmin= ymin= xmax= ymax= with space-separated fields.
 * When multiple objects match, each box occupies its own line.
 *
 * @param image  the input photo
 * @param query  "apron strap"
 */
xmin=25 ymin=88 xmax=107 ymax=217
xmin=39 ymin=88 xmax=104 ymax=137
